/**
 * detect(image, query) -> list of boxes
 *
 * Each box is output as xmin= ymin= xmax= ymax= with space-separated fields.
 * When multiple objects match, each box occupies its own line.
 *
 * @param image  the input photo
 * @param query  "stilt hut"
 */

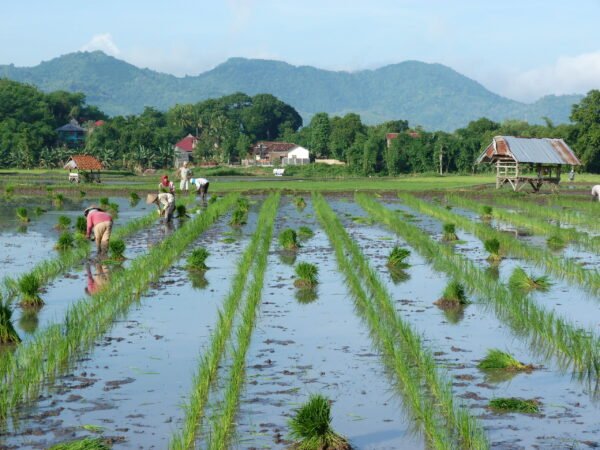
xmin=476 ymin=136 xmax=581 ymax=192
xmin=63 ymin=155 xmax=103 ymax=183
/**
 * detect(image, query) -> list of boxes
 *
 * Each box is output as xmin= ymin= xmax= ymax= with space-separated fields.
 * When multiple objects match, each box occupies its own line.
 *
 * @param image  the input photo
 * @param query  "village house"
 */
xmin=56 ymin=119 xmax=86 ymax=147
xmin=173 ymin=134 xmax=198 ymax=166
xmin=245 ymin=141 xmax=311 ymax=166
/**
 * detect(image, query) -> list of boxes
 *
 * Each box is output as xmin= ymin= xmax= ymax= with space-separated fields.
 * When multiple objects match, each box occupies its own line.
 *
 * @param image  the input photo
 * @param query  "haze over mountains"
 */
xmin=0 ymin=51 xmax=582 ymax=131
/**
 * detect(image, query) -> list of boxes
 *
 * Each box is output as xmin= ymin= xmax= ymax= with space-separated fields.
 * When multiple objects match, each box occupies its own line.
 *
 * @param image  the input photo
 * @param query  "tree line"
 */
xmin=0 ymin=78 xmax=598 ymax=173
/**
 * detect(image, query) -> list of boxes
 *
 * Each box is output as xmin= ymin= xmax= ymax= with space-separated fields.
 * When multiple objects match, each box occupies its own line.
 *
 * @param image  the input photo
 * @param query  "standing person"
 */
xmin=190 ymin=177 xmax=210 ymax=201
xmin=159 ymin=175 xmax=175 ymax=194
xmin=177 ymin=162 xmax=192 ymax=193
xmin=592 ymin=185 xmax=600 ymax=202
xmin=568 ymin=167 xmax=576 ymax=182
xmin=84 ymin=205 xmax=113 ymax=256
xmin=147 ymin=193 xmax=176 ymax=222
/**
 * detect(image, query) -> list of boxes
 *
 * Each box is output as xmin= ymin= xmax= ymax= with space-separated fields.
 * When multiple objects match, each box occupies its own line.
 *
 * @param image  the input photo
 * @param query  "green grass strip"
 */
xmin=0 ymin=194 xmax=238 ymax=419
xmin=315 ymin=193 xmax=488 ymax=450
xmin=357 ymin=194 xmax=600 ymax=384
xmin=446 ymin=194 xmax=600 ymax=255
xmin=206 ymin=194 xmax=279 ymax=450
xmin=0 ymin=193 xmax=198 ymax=302
xmin=399 ymin=193 xmax=600 ymax=296
xmin=169 ymin=193 xmax=280 ymax=450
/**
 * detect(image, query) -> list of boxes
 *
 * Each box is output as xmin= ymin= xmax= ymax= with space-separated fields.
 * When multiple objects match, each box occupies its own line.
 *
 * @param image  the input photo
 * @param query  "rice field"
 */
xmin=0 ymin=177 xmax=598 ymax=449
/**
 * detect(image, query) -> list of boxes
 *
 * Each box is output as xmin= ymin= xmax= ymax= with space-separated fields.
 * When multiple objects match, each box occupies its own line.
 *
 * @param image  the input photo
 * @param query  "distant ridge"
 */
xmin=0 ymin=51 xmax=582 ymax=131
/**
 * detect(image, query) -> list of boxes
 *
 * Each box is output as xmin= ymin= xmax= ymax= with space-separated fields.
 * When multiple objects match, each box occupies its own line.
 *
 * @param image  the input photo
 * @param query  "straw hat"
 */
xmin=84 ymin=205 xmax=104 ymax=216
xmin=146 ymin=193 xmax=159 ymax=204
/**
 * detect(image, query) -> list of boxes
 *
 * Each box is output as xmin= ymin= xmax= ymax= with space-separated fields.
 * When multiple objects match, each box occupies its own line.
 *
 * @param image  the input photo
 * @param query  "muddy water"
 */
xmin=0 ymin=197 xmax=151 ymax=280
xmin=333 ymin=198 xmax=600 ymax=448
xmin=1 ymin=207 xmax=259 ymax=448
xmin=234 ymin=197 xmax=423 ymax=450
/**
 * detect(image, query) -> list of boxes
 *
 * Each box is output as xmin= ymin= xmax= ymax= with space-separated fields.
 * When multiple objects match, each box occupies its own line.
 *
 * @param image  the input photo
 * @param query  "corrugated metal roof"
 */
xmin=476 ymin=136 xmax=581 ymax=165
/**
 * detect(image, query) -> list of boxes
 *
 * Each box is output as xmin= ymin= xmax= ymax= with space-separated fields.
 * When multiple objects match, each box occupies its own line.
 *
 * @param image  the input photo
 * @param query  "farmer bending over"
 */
xmin=84 ymin=205 xmax=113 ymax=256
xmin=592 ymin=185 xmax=600 ymax=202
xmin=147 ymin=193 xmax=176 ymax=222
xmin=190 ymin=177 xmax=210 ymax=200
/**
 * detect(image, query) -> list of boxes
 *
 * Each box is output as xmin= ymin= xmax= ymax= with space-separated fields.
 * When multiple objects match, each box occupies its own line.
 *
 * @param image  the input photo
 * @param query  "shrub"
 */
xmin=387 ymin=246 xmax=410 ymax=268
xmin=484 ymin=238 xmax=502 ymax=261
xmin=279 ymin=228 xmax=299 ymax=250
xmin=187 ymin=248 xmax=210 ymax=271
xmin=56 ymin=215 xmax=71 ymax=230
xmin=508 ymin=267 xmax=552 ymax=292
xmin=0 ymin=299 xmax=21 ymax=344
xmin=478 ymin=349 xmax=532 ymax=371
xmin=288 ymin=394 xmax=350 ymax=450
xmin=297 ymin=226 xmax=315 ymax=239
xmin=109 ymin=239 xmax=126 ymax=260
xmin=294 ymin=262 xmax=319 ymax=288
xmin=16 ymin=207 xmax=29 ymax=223
xmin=488 ymin=397 xmax=540 ymax=414
xmin=18 ymin=273 xmax=44 ymax=308
xmin=442 ymin=222 xmax=458 ymax=242
xmin=56 ymin=231 xmax=75 ymax=250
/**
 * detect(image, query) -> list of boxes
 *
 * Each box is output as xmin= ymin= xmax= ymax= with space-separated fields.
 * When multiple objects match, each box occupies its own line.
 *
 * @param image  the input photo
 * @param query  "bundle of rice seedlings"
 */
xmin=34 ymin=206 xmax=45 ymax=216
xmin=187 ymin=248 xmax=210 ymax=271
xmin=0 ymin=299 xmax=21 ymax=344
xmin=297 ymin=226 xmax=315 ymax=239
xmin=176 ymin=204 xmax=188 ymax=218
xmin=109 ymin=239 xmax=126 ymax=260
xmin=18 ymin=273 xmax=44 ymax=308
xmin=546 ymin=234 xmax=566 ymax=250
xmin=294 ymin=262 xmax=319 ymax=288
xmin=488 ymin=397 xmax=540 ymax=414
xmin=279 ymin=228 xmax=299 ymax=250
xmin=508 ymin=267 xmax=552 ymax=292
xmin=387 ymin=246 xmax=411 ymax=269
xmin=56 ymin=215 xmax=72 ymax=230
xmin=294 ymin=197 xmax=307 ymax=209
xmin=75 ymin=216 xmax=87 ymax=235
xmin=208 ymin=195 xmax=218 ymax=204
xmin=288 ymin=394 xmax=351 ymax=450
xmin=236 ymin=197 xmax=250 ymax=213
xmin=229 ymin=208 xmax=247 ymax=227
xmin=129 ymin=192 xmax=140 ymax=203
xmin=99 ymin=197 xmax=110 ymax=207
xmin=48 ymin=437 xmax=110 ymax=450
xmin=434 ymin=280 xmax=469 ymax=309
xmin=16 ymin=207 xmax=30 ymax=223
xmin=56 ymin=231 xmax=75 ymax=250
xmin=108 ymin=203 xmax=119 ymax=217
xmin=484 ymin=238 xmax=502 ymax=262
xmin=5 ymin=185 xmax=14 ymax=196
xmin=481 ymin=205 xmax=493 ymax=219
xmin=478 ymin=348 xmax=532 ymax=371
xmin=79 ymin=190 xmax=87 ymax=198
xmin=53 ymin=193 xmax=65 ymax=206
xmin=442 ymin=222 xmax=458 ymax=241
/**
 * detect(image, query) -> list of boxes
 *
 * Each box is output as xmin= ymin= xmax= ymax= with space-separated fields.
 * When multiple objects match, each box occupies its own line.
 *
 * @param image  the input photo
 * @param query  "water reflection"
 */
xmin=18 ymin=308 xmax=39 ymax=334
xmin=85 ymin=263 xmax=109 ymax=295
xmin=295 ymin=287 xmax=318 ymax=304
xmin=189 ymin=271 xmax=209 ymax=290
xmin=279 ymin=250 xmax=297 ymax=266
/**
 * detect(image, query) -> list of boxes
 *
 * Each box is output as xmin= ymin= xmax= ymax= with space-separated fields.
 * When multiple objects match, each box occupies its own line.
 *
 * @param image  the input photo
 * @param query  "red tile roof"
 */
xmin=68 ymin=155 xmax=103 ymax=170
xmin=175 ymin=134 xmax=198 ymax=152
xmin=253 ymin=141 xmax=297 ymax=153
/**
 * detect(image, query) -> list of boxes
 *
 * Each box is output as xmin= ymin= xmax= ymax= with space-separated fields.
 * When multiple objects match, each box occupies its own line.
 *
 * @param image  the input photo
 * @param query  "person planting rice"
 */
xmin=84 ymin=205 xmax=113 ymax=256
xmin=176 ymin=161 xmax=192 ymax=193
xmin=190 ymin=177 xmax=210 ymax=200
xmin=159 ymin=174 xmax=175 ymax=194
xmin=147 ymin=193 xmax=176 ymax=222
xmin=592 ymin=185 xmax=600 ymax=202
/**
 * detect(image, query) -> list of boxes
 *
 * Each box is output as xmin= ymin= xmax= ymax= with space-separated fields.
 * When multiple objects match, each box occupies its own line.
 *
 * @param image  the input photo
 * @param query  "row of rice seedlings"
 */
xmin=0 ymin=194 xmax=199 ymax=303
xmin=313 ymin=193 xmax=488 ymax=450
xmin=0 ymin=194 xmax=239 ymax=418
xmin=486 ymin=192 xmax=600 ymax=234
xmin=447 ymin=194 xmax=600 ymax=254
xmin=205 ymin=195 xmax=280 ymax=450
xmin=169 ymin=193 xmax=280 ymax=450
xmin=544 ymin=194 xmax=600 ymax=216
xmin=357 ymin=194 xmax=600 ymax=383
xmin=398 ymin=193 xmax=600 ymax=296
xmin=48 ymin=436 xmax=110 ymax=450
xmin=229 ymin=197 xmax=250 ymax=226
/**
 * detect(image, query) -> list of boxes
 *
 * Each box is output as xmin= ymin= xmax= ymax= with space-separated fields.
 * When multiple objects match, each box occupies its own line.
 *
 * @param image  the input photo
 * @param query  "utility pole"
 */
xmin=439 ymin=145 xmax=444 ymax=175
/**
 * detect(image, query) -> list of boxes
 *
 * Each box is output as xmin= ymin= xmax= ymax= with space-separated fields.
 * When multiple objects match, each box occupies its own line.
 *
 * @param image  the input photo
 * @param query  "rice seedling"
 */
xmin=294 ymin=196 xmax=307 ymax=209
xmin=279 ymin=228 xmax=299 ymax=250
xmin=4 ymin=185 xmax=14 ymax=197
xmin=481 ymin=205 xmax=493 ymax=219
xmin=478 ymin=349 xmax=532 ymax=372
xmin=48 ymin=437 xmax=110 ymax=450
xmin=108 ymin=202 xmax=119 ymax=217
xmin=484 ymin=238 xmax=502 ymax=262
xmin=187 ymin=248 xmax=210 ymax=271
xmin=34 ymin=206 xmax=45 ymax=216
xmin=176 ymin=204 xmax=188 ymax=218
xmin=0 ymin=298 xmax=20 ymax=344
xmin=288 ymin=394 xmax=351 ymax=450
xmin=18 ymin=273 xmax=43 ymax=308
xmin=75 ymin=216 xmax=87 ymax=235
xmin=442 ymin=223 xmax=458 ymax=241
xmin=79 ymin=190 xmax=87 ymax=198
xmin=297 ymin=225 xmax=315 ymax=239
xmin=387 ymin=246 xmax=410 ymax=269
xmin=236 ymin=196 xmax=250 ymax=212
xmin=108 ymin=239 xmax=126 ymax=261
xmin=56 ymin=215 xmax=72 ymax=230
xmin=294 ymin=262 xmax=319 ymax=288
xmin=488 ymin=397 xmax=540 ymax=414
xmin=53 ymin=193 xmax=65 ymax=207
xmin=208 ymin=194 xmax=218 ymax=204
xmin=16 ymin=207 xmax=29 ymax=223
xmin=99 ymin=197 xmax=109 ymax=207
xmin=546 ymin=234 xmax=566 ymax=250
xmin=56 ymin=231 xmax=75 ymax=251
xmin=434 ymin=280 xmax=469 ymax=309
xmin=129 ymin=192 xmax=140 ymax=204
xmin=229 ymin=208 xmax=247 ymax=227
xmin=508 ymin=267 xmax=552 ymax=292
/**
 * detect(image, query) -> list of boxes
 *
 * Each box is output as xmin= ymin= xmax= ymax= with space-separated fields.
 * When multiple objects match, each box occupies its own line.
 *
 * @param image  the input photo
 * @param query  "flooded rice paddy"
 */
xmin=0 ymin=192 xmax=598 ymax=449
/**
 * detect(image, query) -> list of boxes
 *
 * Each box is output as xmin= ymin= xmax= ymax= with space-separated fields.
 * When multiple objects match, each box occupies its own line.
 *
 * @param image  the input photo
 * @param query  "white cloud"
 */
xmin=81 ymin=33 xmax=120 ymax=56
xmin=493 ymin=51 xmax=600 ymax=101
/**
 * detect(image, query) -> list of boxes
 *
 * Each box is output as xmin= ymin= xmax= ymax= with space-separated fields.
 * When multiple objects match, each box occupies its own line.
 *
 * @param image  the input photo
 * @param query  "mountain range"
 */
xmin=0 ymin=51 xmax=582 ymax=131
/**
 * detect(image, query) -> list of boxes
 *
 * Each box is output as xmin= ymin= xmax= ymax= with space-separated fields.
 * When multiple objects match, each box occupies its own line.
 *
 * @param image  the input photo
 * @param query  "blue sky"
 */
xmin=2 ymin=0 xmax=600 ymax=101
